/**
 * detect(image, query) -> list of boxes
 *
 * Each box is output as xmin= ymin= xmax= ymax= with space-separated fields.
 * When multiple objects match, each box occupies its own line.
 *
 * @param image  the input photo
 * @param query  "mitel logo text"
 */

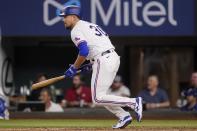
xmin=91 ymin=0 xmax=178 ymax=27
xmin=43 ymin=0 xmax=80 ymax=26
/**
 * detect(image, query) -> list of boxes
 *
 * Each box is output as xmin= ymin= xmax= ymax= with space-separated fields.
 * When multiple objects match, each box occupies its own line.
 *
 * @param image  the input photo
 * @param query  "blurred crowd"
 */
xmin=4 ymin=72 xmax=197 ymax=113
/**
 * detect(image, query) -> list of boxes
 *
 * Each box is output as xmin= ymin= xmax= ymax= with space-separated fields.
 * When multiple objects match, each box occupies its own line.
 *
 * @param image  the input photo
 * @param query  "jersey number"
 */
xmin=89 ymin=25 xmax=108 ymax=36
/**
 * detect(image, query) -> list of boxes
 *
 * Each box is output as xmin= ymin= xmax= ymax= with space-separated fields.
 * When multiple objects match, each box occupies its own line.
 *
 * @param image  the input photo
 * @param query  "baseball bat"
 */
xmin=31 ymin=63 xmax=92 ymax=90
xmin=31 ymin=70 xmax=82 ymax=90
xmin=31 ymin=75 xmax=65 ymax=90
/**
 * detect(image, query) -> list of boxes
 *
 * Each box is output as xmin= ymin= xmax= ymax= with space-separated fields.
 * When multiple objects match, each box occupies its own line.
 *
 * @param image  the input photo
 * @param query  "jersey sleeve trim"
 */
xmin=77 ymin=41 xmax=89 ymax=57
xmin=76 ymin=40 xmax=87 ymax=46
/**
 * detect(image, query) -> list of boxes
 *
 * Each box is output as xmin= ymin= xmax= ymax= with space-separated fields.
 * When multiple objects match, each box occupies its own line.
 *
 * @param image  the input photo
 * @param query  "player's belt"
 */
xmin=101 ymin=49 xmax=114 ymax=56
xmin=91 ymin=49 xmax=114 ymax=62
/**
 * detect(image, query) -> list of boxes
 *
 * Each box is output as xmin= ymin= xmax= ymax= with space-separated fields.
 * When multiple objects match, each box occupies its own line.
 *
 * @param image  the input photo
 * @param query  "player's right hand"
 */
xmin=78 ymin=63 xmax=92 ymax=74
xmin=65 ymin=65 xmax=77 ymax=78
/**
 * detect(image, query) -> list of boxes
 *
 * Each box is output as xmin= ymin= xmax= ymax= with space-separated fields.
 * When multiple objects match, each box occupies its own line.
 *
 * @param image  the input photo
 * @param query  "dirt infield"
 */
xmin=0 ymin=127 xmax=197 ymax=131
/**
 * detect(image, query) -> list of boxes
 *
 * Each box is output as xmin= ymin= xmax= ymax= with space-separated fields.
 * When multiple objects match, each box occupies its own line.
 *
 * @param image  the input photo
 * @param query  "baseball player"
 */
xmin=59 ymin=5 xmax=142 ymax=129
xmin=0 ymin=96 xmax=9 ymax=120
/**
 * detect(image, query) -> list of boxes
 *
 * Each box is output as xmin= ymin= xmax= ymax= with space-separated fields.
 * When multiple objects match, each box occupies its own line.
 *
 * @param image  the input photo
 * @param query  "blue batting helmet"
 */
xmin=59 ymin=5 xmax=81 ymax=18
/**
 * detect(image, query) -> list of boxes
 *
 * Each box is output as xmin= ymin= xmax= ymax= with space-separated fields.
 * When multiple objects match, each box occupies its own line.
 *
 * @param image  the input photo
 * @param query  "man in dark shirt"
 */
xmin=138 ymin=75 xmax=170 ymax=109
xmin=64 ymin=75 xmax=92 ymax=107
xmin=191 ymin=72 xmax=197 ymax=88
xmin=181 ymin=88 xmax=197 ymax=111
xmin=180 ymin=72 xmax=197 ymax=107
xmin=184 ymin=72 xmax=197 ymax=97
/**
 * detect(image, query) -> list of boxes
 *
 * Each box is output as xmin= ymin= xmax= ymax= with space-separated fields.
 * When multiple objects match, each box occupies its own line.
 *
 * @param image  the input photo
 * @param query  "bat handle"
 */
xmin=76 ymin=70 xmax=81 ymax=74
xmin=56 ymin=75 xmax=66 ymax=80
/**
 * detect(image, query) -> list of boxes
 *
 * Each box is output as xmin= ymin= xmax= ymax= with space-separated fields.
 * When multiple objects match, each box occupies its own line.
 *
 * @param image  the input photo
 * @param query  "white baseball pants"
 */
xmin=91 ymin=51 xmax=137 ymax=119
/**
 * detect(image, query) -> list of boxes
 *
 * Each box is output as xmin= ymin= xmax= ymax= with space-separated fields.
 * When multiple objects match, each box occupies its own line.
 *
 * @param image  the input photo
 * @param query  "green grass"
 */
xmin=0 ymin=119 xmax=197 ymax=128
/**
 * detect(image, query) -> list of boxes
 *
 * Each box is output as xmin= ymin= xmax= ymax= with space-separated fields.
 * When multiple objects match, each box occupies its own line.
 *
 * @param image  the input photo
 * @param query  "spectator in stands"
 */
xmin=107 ymin=75 xmax=130 ymax=97
xmin=187 ymin=72 xmax=197 ymax=96
xmin=138 ymin=75 xmax=170 ymax=109
xmin=40 ymin=89 xmax=64 ymax=112
xmin=178 ymin=72 xmax=197 ymax=107
xmin=191 ymin=72 xmax=197 ymax=88
xmin=64 ymin=75 xmax=92 ymax=107
xmin=29 ymin=73 xmax=57 ymax=102
xmin=181 ymin=88 xmax=197 ymax=111
xmin=28 ymin=73 xmax=48 ymax=101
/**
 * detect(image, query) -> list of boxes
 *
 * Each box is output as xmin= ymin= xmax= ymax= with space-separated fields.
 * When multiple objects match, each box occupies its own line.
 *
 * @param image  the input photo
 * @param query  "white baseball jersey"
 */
xmin=71 ymin=20 xmax=115 ymax=60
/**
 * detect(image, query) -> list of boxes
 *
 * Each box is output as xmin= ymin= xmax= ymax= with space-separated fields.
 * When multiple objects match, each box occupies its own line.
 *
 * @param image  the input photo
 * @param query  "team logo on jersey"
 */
xmin=75 ymin=37 xmax=81 ymax=41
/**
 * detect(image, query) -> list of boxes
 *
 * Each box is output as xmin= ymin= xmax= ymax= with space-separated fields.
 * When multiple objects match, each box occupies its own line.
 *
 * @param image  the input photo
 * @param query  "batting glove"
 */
xmin=78 ymin=63 xmax=92 ymax=74
xmin=65 ymin=65 xmax=77 ymax=78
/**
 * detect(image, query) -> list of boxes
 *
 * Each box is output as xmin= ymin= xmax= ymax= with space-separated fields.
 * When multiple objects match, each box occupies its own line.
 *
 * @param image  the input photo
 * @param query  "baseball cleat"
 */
xmin=112 ymin=115 xmax=132 ymax=129
xmin=135 ymin=97 xmax=143 ymax=122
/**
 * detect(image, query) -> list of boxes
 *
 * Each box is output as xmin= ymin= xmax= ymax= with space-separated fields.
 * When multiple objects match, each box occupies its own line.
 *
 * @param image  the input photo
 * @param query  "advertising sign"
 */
xmin=0 ymin=0 xmax=195 ymax=36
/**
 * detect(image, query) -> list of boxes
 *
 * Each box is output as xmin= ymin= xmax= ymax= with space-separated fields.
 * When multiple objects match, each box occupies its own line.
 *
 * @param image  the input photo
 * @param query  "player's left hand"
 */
xmin=65 ymin=65 xmax=77 ymax=78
